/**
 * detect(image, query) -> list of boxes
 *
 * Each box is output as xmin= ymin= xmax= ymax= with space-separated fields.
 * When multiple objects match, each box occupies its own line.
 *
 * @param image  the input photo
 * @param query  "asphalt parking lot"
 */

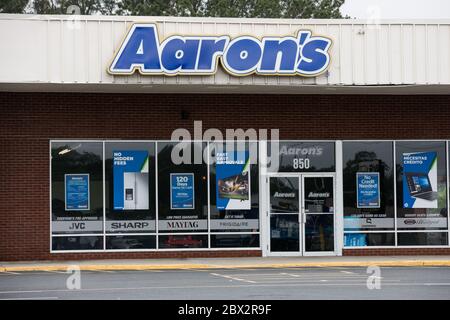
xmin=0 ymin=266 xmax=449 ymax=300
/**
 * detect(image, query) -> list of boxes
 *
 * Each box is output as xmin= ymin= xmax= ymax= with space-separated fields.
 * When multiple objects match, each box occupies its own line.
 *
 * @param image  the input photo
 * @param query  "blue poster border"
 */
xmin=356 ymin=172 xmax=380 ymax=209
xmin=170 ymin=173 xmax=195 ymax=210
xmin=64 ymin=173 xmax=90 ymax=211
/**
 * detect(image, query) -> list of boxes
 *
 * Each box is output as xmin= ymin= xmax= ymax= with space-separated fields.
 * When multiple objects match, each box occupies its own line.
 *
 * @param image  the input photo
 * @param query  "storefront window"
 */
xmin=209 ymin=142 xmax=259 ymax=233
xmin=158 ymin=235 xmax=208 ymax=249
xmin=343 ymin=141 xmax=395 ymax=234
xmin=267 ymin=141 xmax=335 ymax=173
xmin=396 ymin=141 xmax=448 ymax=245
xmin=344 ymin=233 xmax=395 ymax=247
xmin=106 ymin=235 xmax=156 ymax=250
xmin=157 ymin=142 xmax=208 ymax=235
xmin=104 ymin=141 xmax=157 ymax=249
xmin=51 ymin=141 xmax=103 ymax=251
xmin=211 ymin=234 xmax=260 ymax=248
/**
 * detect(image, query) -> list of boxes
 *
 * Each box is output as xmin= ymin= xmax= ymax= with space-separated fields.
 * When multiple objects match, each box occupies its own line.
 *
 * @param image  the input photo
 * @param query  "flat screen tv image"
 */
xmin=217 ymin=172 xmax=249 ymax=201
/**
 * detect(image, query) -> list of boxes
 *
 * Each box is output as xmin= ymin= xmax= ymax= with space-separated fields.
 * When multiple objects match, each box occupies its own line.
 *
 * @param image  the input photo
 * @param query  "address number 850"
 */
xmin=293 ymin=158 xmax=310 ymax=170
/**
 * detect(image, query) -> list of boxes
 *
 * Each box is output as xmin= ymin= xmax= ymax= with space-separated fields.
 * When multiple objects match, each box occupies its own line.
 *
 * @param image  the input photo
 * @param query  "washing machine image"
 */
xmin=123 ymin=172 xmax=149 ymax=210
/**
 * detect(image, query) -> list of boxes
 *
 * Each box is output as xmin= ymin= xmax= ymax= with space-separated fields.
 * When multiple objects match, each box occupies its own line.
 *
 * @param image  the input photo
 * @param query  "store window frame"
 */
xmin=342 ymin=140 xmax=450 ymax=249
xmin=50 ymin=140 xmax=261 ymax=253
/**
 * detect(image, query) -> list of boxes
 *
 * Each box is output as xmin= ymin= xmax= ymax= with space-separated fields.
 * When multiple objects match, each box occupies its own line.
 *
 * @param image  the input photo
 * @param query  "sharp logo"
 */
xmin=274 ymin=192 xmax=296 ymax=198
xmin=108 ymin=24 xmax=332 ymax=77
xmin=279 ymin=146 xmax=324 ymax=156
xmin=308 ymin=192 xmax=330 ymax=198
xmin=111 ymin=222 xmax=150 ymax=229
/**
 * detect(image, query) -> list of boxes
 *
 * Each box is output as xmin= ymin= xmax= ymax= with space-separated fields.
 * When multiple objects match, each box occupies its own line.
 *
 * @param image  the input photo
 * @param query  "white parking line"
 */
xmin=340 ymin=271 xmax=356 ymax=274
xmin=0 ymin=281 xmax=448 ymax=296
xmin=0 ymin=271 xmax=21 ymax=275
xmin=0 ymin=297 xmax=58 ymax=300
xmin=210 ymin=273 xmax=257 ymax=283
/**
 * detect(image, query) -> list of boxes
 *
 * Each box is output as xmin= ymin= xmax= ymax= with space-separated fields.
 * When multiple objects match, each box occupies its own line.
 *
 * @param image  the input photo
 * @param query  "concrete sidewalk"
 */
xmin=1 ymin=256 xmax=450 ymax=272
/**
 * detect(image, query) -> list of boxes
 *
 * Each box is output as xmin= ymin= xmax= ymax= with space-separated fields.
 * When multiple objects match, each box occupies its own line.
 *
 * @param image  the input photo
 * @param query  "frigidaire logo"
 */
xmin=279 ymin=146 xmax=324 ymax=156
xmin=108 ymin=24 xmax=332 ymax=77
xmin=274 ymin=192 xmax=296 ymax=198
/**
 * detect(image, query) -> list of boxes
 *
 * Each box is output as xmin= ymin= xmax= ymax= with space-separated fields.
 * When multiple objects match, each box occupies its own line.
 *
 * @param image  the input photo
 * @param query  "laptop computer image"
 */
xmin=405 ymin=172 xmax=438 ymax=201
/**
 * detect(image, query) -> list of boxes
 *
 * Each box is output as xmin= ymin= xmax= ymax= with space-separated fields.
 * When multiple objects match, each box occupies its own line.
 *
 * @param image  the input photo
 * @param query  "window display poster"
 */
xmin=216 ymin=151 xmax=251 ymax=210
xmin=402 ymin=151 xmax=438 ymax=209
xmin=344 ymin=233 xmax=367 ymax=247
xmin=113 ymin=150 xmax=149 ymax=210
xmin=356 ymin=172 xmax=380 ymax=208
xmin=65 ymin=174 xmax=90 ymax=210
xmin=170 ymin=173 xmax=195 ymax=209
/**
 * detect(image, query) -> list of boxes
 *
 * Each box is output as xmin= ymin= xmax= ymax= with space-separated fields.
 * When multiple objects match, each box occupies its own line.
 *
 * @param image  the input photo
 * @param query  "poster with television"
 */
xmin=402 ymin=151 xmax=438 ymax=209
xmin=113 ymin=150 xmax=149 ymax=210
xmin=216 ymin=151 xmax=251 ymax=210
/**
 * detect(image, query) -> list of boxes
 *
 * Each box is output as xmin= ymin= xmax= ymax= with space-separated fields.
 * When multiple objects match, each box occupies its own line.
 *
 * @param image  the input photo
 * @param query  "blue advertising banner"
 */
xmin=170 ymin=173 xmax=195 ymax=210
xmin=402 ymin=151 xmax=438 ymax=209
xmin=113 ymin=150 xmax=149 ymax=210
xmin=216 ymin=151 xmax=251 ymax=210
xmin=356 ymin=172 xmax=380 ymax=208
xmin=65 ymin=174 xmax=89 ymax=211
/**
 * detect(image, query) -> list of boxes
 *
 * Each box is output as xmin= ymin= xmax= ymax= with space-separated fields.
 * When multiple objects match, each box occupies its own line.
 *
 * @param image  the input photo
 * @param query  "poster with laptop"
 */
xmin=402 ymin=151 xmax=438 ymax=209
xmin=356 ymin=172 xmax=380 ymax=208
xmin=216 ymin=151 xmax=251 ymax=210
xmin=170 ymin=173 xmax=195 ymax=209
xmin=113 ymin=150 xmax=149 ymax=210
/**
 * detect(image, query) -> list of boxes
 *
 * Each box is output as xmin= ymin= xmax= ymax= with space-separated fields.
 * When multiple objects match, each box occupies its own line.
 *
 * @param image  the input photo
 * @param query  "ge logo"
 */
xmin=404 ymin=203 xmax=409 ymax=208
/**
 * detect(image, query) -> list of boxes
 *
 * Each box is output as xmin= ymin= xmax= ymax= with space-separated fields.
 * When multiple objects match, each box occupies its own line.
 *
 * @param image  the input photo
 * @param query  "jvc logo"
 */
xmin=69 ymin=222 xmax=85 ymax=230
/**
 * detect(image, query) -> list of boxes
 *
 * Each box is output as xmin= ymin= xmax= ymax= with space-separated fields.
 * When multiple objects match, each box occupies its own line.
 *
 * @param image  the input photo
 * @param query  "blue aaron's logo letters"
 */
xmin=108 ymin=24 xmax=332 ymax=77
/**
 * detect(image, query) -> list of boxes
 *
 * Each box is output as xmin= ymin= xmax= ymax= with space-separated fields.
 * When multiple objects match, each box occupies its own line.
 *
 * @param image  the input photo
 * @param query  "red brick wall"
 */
xmin=1 ymin=92 xmax=450 ymax=261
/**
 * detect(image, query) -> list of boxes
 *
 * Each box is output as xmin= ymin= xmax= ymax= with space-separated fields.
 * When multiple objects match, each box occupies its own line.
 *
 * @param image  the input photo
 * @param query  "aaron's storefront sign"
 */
xmin=108 ymin=24 xmax=332 ymax=77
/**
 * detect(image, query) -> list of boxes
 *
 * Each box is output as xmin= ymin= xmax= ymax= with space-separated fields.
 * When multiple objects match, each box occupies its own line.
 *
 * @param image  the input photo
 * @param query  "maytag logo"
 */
xmin=166 ymin=221 xmax=199 ymax=229
xmin=279 ymin=146 xmax=323 ymax=156
xmin=274 ymin=192 xmax=296 ymax=198
xmin=109 ymin=24 xmax=332 ymax=77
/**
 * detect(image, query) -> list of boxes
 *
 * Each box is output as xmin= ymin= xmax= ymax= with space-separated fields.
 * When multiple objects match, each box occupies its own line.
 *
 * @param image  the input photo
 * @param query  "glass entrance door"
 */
xmin=268 ymin=175 xmax=335 ymax=256
xmin=302 ymin=175 xmax=335 ymax=255
xmin=268 ymin=176 xmax=300 ymax=254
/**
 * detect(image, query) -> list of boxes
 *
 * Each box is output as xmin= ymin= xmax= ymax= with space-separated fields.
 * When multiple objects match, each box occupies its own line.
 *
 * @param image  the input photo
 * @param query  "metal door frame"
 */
xmin=264 ymin=172 xmax=338 ymax=257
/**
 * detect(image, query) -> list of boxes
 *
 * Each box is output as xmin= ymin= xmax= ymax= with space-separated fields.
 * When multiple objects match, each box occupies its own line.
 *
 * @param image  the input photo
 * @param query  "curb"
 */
xmin=1 ymin=260 xmax=450 ymax=272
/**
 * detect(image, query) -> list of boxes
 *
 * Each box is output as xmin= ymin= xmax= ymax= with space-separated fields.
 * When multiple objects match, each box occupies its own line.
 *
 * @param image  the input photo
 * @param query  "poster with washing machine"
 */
xmin=113 ymin=150 xmax=149 ymax=210
xmin=402 ymin=151 xmax=438 ymax=209
xmin=215 ymin=151 xmax=251 ymax=210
